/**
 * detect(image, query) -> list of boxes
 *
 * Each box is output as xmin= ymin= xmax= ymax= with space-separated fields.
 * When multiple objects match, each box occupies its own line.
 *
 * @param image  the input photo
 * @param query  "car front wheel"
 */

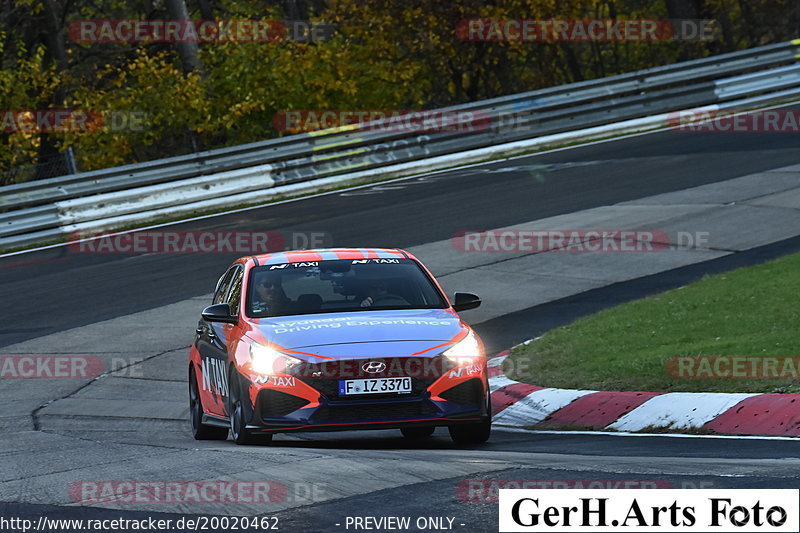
xmin=228 ymin=368 xmax=272 ymax=445
xmin=448 ymin=419 xmax=491 ymax=444
xmin=449 ymin=388 xmax=492 ymax=444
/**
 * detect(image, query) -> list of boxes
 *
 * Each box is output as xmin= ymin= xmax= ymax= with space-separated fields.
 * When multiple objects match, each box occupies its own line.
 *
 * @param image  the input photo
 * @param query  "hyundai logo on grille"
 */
xmin=362 ymin=361 xmax=386 ymax=373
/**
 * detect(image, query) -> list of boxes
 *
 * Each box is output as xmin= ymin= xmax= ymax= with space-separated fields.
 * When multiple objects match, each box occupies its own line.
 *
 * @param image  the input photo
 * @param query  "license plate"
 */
xmin=338 ymin=377 xmax=412 ymax=395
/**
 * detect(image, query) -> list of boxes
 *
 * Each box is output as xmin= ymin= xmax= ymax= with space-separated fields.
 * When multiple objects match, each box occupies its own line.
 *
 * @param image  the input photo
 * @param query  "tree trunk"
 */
xmin=196 ymin=0 xmax=214 ymax=20
xmin=35 ymin=0 xmax=69 ymax=179
xmin=165 ymin=0 xmax=202 ymax=73
xmin=663 ymin=0 xmax=698 ymax=19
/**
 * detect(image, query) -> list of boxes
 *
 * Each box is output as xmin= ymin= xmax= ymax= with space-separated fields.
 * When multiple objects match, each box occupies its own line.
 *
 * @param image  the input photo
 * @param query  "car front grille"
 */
xmin=304 ymin=376 xmax=437 ymax=400
xmin=294 ymin=356 xmax=455 ymax=401
xmin=312 ymin=401 xmax=438 ymax=422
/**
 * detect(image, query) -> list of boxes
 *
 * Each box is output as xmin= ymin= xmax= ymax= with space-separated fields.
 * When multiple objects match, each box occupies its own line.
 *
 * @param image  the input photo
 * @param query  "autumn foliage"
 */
xmin=0 ymin=0 xmax=798 ymax=182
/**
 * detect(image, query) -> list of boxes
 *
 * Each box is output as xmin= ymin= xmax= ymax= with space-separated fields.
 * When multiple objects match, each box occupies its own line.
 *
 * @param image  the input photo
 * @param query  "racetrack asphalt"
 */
xmin=2 ymin=116 xmax=800 ymax=532
xmin=2 ymin=431 xmax=799 ymax=532
xmin=3 ymin=122 xmax=800 ymax=348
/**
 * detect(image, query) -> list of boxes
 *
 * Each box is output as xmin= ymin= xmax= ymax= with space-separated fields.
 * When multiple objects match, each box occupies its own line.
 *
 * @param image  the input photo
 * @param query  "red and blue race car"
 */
xmin=188 ymin=248 xmax=490 ymax=445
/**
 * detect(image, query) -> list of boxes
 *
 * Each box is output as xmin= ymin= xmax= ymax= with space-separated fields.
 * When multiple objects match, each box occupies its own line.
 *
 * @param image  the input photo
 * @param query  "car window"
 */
xmin=212 ymin=267 xmax=236 ymax=305
xmin=247 ymin=259 xmax=447 ymax=318
xmin=226 ymin=266 xmax=244 ymax=316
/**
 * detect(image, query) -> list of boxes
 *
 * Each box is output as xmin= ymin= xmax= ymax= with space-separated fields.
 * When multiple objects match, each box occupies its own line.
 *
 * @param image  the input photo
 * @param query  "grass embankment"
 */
xmin=506 ymin=251 xmax=800 ymax=393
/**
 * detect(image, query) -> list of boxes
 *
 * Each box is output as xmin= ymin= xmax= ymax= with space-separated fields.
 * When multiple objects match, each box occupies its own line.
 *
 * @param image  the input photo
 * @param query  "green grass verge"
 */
xmin=506 ymin=251 xmax=800 ymax=393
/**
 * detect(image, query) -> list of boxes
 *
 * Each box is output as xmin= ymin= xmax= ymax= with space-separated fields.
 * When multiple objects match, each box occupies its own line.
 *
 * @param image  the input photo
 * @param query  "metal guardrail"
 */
xmin=2 ymin=39 xmax=800 ymax=250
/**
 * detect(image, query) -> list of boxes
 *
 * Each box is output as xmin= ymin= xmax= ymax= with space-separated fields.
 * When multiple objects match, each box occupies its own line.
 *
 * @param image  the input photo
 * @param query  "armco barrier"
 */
xmin=2 ymin=39 xmax=800 ymax=250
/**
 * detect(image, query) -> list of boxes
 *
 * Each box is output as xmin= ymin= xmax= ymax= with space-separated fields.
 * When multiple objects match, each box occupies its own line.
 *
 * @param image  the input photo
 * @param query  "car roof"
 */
xmin=248 ymin=248 xmax=413 ymax=266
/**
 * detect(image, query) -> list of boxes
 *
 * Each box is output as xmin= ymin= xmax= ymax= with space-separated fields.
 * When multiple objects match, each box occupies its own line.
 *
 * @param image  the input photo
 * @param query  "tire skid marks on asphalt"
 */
xmin=338 ymin=175 xmax=441 ymax=196
xmin=335 ymin=162 xmax=579 ymax=197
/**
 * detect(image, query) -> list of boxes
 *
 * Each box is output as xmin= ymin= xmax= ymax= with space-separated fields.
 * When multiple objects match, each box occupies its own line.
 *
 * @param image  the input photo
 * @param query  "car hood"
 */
xmin=248 ymin=309 xmax=465 ymax=357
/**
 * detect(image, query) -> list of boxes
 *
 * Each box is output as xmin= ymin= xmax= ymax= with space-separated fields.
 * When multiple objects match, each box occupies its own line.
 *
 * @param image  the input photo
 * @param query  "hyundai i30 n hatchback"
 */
xmin=188 ymin=248 xmax=490 ymax=445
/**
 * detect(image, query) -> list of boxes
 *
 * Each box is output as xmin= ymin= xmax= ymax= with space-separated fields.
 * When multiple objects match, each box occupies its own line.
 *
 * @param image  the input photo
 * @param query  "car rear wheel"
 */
xmin=228 ymin=368 xmax=273 ymax=445
xmin=189 ymin=366 xmax=228 ymax=441
xmin=401 ymin=426 xmax=435 ymax=439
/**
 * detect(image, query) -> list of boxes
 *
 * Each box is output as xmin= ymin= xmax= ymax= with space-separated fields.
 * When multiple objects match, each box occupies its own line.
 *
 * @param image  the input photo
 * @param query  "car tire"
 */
xmin=401 ymin=426 xmax=435 ymax=439
xmin=448 ymin=420 xmax=491 ymax=444
xmin=449 ymin=387 xmax=492 ymax=445
xmin=189 ymin=366 xmax=229 ymax=441
xmin=228 ymin=368 xmax=273 ymax=445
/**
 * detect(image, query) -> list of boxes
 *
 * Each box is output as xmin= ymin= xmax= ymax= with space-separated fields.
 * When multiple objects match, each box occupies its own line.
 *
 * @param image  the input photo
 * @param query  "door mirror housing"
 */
xmin=201 ymin=303 xmax=238 ymax=324
xmin=452 ymin=292 xmax=481 ymax=312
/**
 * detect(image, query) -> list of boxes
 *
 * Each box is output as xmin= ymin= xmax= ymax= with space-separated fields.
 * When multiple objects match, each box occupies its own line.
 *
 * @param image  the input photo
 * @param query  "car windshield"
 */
xmin=247 ymin=258 xmax=448 ymax=318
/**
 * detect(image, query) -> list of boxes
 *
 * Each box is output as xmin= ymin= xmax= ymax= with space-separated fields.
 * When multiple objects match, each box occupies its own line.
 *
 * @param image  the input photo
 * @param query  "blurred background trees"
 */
xmin=1 ymin=0 xmax=798 ymax=183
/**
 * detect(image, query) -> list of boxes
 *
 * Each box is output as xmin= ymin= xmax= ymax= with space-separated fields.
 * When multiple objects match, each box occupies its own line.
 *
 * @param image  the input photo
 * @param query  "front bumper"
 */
xmin=243 ymin=363 xmax=489 ymax=433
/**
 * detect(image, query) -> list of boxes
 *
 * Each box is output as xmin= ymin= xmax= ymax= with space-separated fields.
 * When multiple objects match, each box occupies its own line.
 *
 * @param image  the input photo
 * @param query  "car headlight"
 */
xmin=442 ymin=331 xmax=483 ymax=365
xmin=249 ymin=343 xmax=302 ymax=375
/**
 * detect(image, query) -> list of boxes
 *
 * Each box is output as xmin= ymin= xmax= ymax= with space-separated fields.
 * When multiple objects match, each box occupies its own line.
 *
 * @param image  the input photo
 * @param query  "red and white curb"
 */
xmin=487 ymin=350 xmax=800 ymax=436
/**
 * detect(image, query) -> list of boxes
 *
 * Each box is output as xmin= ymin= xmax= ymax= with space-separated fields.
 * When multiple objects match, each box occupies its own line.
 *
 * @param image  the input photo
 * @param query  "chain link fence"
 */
xmin=0 ymin=149 xmax=76 ymax=187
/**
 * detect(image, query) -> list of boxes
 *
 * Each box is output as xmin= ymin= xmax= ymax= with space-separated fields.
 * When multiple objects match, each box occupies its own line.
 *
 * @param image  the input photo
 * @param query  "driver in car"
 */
xmin=252 ymin=272 xmax=291 ymax=315
xmin=359 ymin=280 xmax=409 ymax=307
xmin=360 ymin=280 xmax=389 ymax=307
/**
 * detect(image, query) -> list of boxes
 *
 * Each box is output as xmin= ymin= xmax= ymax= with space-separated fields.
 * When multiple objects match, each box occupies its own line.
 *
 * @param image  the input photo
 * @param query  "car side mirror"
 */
xmin=452 ymin=292 xmax=481 ymax=312
xmin=201 ymin=303 xmax=237 ymax=324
